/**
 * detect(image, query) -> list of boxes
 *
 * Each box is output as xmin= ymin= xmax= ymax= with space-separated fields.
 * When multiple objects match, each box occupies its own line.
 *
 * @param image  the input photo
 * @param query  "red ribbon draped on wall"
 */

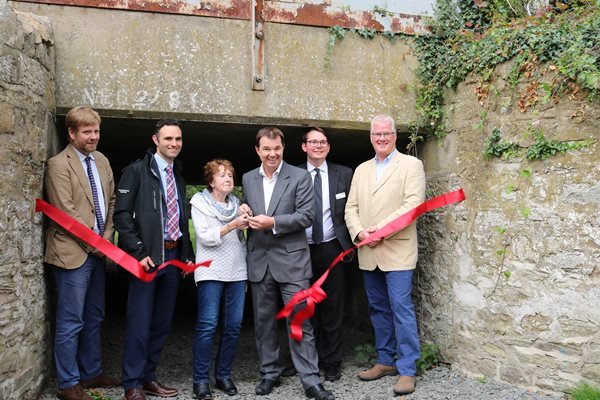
xmin=35 ymin=198 xmax=211 ymax=282
xmin=276 ymin=188 xmax=466 ymax=341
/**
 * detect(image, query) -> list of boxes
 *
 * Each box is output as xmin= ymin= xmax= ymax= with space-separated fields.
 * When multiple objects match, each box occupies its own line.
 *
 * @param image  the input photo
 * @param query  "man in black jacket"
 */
xmin=114 ymin=119 xmax=194 ymax=400
xmin=299 ymin=127 xmax=354 ymax=382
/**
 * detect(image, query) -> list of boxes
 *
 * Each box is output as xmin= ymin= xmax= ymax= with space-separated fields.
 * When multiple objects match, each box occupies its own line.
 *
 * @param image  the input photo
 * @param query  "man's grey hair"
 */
xmin=370 ymin=115 xmax=396 ymax=133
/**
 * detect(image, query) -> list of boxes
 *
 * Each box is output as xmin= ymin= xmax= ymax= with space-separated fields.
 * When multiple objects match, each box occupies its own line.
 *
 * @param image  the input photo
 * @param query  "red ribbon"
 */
xmin=276 ymin=188 xmax=466 ymax=341
xmin=35 ymin=198 xmax=211 ymax=282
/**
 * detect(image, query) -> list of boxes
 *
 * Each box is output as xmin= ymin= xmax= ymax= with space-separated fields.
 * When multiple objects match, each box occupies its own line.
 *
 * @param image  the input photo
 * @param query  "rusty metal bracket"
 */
xmin=251 ymin=0 xmax=265 ymax=91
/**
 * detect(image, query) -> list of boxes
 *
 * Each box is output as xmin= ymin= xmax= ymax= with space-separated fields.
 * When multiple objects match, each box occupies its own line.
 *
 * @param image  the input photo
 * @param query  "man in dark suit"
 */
xmin=239 ymin=127 xmax=335 ymax=400
xmin=45 ymin=106 xmax=119 ymax=400
xmin=114 ymin=119 xmax=194 ymax=400
xmin=299 ymin=127 xmax=354 ymax=382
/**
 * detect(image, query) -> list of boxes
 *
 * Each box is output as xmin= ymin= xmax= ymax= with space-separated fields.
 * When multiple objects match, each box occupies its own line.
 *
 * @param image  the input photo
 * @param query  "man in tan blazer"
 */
xmin=45 ymin=106 xmax=118 ymax=400
xmin=345 ymin=115 xmax=425 ymax=396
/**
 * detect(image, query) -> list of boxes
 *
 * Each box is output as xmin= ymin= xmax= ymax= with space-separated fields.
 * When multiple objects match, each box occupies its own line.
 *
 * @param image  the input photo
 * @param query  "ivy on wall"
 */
xmin=412 ymin=0 xmax=600 ymax=138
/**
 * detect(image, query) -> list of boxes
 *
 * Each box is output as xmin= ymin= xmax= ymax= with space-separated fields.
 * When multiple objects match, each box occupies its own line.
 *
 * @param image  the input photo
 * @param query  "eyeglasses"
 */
xmin=370 ymin=132 xmax=396 ymax=138
xmin=306 ymin=140 xmax=329 ymax=147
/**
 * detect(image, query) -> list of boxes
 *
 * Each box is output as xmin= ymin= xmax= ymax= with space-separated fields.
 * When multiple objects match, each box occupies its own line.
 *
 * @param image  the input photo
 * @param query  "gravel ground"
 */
xmin=37 ymin=310 xmax=566 ymax=400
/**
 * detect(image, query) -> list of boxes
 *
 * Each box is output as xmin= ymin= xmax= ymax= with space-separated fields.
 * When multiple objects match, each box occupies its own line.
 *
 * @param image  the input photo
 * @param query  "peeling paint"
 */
xmin=264 ymin=1 xmax=429 ymax=34
xmin=14 ymin=0 xmax=430 ymax=33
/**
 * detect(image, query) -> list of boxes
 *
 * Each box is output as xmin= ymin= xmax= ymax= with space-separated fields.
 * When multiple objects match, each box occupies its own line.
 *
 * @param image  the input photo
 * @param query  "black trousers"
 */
xmin=309 ymin=239 xmax=345 ymax=369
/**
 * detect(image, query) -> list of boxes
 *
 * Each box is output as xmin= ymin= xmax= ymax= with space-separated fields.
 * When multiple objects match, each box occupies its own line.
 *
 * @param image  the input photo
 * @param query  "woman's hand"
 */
xmin=236 ymin=214 xmax=250 ymax=230
xmin=238 ymin=203 xmax=253 ymax=217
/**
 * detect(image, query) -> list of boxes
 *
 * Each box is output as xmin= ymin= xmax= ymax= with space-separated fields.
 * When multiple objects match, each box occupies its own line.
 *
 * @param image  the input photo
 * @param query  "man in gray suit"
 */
xmin=240 ymin=127 xmax=335 ymax=400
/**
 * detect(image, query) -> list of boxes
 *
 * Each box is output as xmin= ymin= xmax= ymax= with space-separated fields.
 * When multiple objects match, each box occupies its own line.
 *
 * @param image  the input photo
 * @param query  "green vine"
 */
xmin=483 ymin=125 xmax=594 ymax=160
xmin=413 ymin=1 xmax=600 ymax=138
xmin=325 ymin=26 xmax=347 ymax=67
xmin=324 ymin=25 xmax=402 ymax=67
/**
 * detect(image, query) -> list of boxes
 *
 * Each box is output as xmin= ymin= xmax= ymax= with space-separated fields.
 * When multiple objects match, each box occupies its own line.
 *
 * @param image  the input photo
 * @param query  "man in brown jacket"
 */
xmin=44 ymin=106 xmax=119 ymax=400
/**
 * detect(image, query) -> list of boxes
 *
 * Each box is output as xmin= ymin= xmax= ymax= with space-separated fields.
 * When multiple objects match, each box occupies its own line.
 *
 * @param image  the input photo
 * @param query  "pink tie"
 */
xmin=165 ymin=166 xmax=181 ymax=241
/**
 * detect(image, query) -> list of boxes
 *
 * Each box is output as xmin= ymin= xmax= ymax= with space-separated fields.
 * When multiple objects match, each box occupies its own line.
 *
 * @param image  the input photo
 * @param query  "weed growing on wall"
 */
xmin=483 ymin=125 xmax=594 ymax=160
xmin=417 ymin=343 xmax=441 ymax=375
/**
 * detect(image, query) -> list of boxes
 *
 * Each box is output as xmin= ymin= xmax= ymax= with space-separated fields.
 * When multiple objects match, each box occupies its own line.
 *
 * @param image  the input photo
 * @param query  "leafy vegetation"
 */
xmin=570 ymin=381 xmax=600 ymax=400
xmin=417 ymin=343 xmax=440 ymax=375
xmin=353 ymin=343 xmax=376 ymax=366
xmin=326 ymin=26 xmax=347 ymax=67
xmin=413 ymin=0 xmax=599 ymax=138
xmin=483 ymin=125 xmax=594 ymax=160
xmin=87 ymin=389 xmax=112 ymax=400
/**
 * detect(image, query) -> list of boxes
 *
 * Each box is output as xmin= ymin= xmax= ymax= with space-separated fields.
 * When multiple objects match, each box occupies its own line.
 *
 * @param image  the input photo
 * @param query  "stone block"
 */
xmin=19 ymin=57 xmax=46 ymax=97
xmin=520 ymin=313 xmax=552 ymax=334
xmin=0 ymin=55 xmax=19 ymax=84
xmin=558 ymin=316 xmax=599 ymax=337
xmin=581 ymin=364 xmax=600 ymax=382
xmin=0 ymin=103 xmax=15 ymax=134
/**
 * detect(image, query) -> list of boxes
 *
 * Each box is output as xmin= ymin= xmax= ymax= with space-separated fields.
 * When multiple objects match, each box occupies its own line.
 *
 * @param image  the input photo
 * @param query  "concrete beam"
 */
xmin=10 ymin=3 xmax=419 ymax=130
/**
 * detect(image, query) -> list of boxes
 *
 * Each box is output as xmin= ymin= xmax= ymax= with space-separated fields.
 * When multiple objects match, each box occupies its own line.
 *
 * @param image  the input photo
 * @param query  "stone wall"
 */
xmin=0 ymin=2 xmax=55 ymax=399
xmin=417 ymin=64 xmax=600 ymax=393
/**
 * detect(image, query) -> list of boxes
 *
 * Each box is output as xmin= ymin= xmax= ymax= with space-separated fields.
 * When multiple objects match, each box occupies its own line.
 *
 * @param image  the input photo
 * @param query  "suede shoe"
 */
xmin=393 ymin=376 xmax=416 ymax=395
xmin=124 ymin=387 xmax=147 ymax=400
xmin=56 ymin=384 xmax=92 ymax=400
xmin=255 ymin=378 xmax=281 ymax=395
xmin=357 ymin=364 xmax=398 ymax=381
xmin=193 ymin=383 xmax=212 ymax=400
xmin=80 ymin=373 xmax=120 ymax=388
xmin=305 ymin=383 xmax=335 ymax=400
xmin=142 ymin=381 xmax=178 ymax=397
xmin=216 ymin=378 xmax=238 ymax=396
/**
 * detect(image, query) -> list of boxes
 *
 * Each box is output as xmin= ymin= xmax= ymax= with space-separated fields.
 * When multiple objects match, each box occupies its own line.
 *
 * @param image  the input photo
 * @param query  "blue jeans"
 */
xmin=193 ymin=280 xmax=246 ymax=384
xmin=122 ymin=248 xmax=181 ymax=391
xmin=363 ymin=269 xmax=420 ymax=376
xmin=53 ymin=254 xmax=105 ymax=389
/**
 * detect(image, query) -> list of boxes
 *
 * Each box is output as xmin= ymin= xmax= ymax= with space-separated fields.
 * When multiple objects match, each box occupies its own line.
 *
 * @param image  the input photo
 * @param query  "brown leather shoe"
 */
xmin=81 ymin=373 xmax=120 ymax=388
xmin=124 ymin=387 xmax=147 ymax=400
xmin=393 ymin=376 xmax=416 ymax=395
xmin=56 ymin=384 xmax=92 ymax=400
xmin=357 ymin=364 xmax=398 ymax=381
xmin=142 ymin=381 xmax=178 ymax=397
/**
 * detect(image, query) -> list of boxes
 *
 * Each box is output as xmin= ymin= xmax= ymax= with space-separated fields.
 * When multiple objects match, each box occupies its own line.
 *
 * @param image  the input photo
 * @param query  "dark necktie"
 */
xmin=85 ymin=156 xmax=105 ymax=236
xmin=165 ymin=165 xmax=181 ymax=241
xmin=312 ymin=168 xmax=323 ymax=244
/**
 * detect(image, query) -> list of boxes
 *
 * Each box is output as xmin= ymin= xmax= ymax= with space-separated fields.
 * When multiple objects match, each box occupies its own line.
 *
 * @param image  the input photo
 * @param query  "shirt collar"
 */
xmin=307 ymin=160 xmax=328 ymax=174
xmin=71 ymin=145 xmax=93 ymax=162
xmin=374 ymin=149 xmax=398 ymax=165
xmin=154 ymin=152 xmax=172 ymax=171
xmin=259 ymin=161 xmax=283 ymax=178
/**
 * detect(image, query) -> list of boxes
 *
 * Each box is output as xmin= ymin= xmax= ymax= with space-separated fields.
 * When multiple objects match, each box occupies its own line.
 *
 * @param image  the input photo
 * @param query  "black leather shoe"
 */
xmin=193 ymin=383 xmax=212 ymax=400
xmin=255 ymin=378 xmax=281 ymax=395
xmin=305 ymin=383 xmax=335 ymax=400
xmin=324 ymin=366 xmax=341 ymax=382
xmin=216 ymin=378 xmax=237 ymax=396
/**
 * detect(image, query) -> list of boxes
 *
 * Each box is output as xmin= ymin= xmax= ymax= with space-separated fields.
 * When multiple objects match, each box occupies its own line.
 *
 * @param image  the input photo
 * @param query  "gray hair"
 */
xmin=370 ymin=115 xmax=396 ymax=133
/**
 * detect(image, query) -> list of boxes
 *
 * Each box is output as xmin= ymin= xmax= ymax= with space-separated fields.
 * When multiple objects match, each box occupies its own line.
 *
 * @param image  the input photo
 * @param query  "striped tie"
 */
xmin=85 ymin=156 xmax=105 ymax=236
xmin=165 ymin=165 xmax=181 ymax=241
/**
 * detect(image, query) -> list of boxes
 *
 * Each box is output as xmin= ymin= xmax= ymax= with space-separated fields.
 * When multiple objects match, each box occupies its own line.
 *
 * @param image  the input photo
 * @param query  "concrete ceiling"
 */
xmin=56 ymin=117 xmax=413 ymax=185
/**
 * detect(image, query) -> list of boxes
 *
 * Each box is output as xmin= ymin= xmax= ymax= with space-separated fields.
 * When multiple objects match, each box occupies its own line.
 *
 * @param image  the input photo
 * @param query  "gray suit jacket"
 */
xmin=242 ymin=161 xmax=314 ymax=283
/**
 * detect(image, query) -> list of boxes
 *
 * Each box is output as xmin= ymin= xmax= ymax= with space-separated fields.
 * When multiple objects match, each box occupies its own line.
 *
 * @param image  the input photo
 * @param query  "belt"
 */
xmin=164 ymin=238 xmax=181 ymax=250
